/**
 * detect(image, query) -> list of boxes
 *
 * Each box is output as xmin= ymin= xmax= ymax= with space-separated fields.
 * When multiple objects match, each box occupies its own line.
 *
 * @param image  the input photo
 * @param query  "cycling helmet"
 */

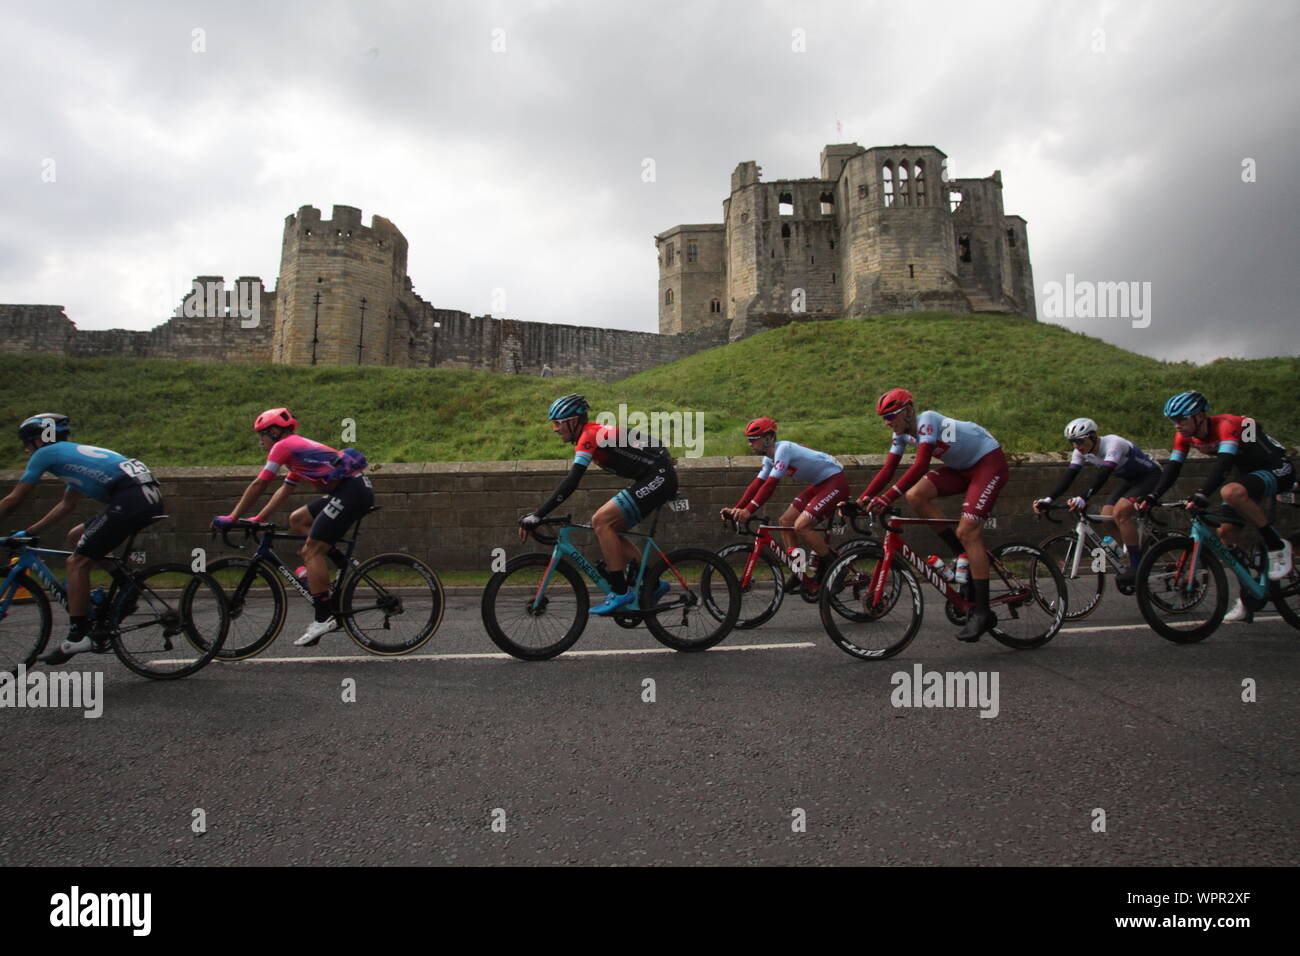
xmin=547 ymin=394 xmax=589 ymax=420
xmin=876 ymin=388 xmax=913 ymax=416
xmin=1064 ymin=417 xmax=1098 ymax=441
xmin=1163 ymin=391 xmax=1208 ymax=419
xmin=254 ymin=407 xmax=298 ymax=433
xmin=745 ymin=417 xmax=777 ymax=438
xmin=18 ymin=413 xmax=70 ymax=445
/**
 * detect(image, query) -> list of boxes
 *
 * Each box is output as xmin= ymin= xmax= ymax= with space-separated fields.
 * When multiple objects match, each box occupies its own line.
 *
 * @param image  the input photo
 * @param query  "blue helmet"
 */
xmin=547 ymin=394 xmax=589 ymax=421
xmin=1163 ymin=391 xmax=1208 ymax=419
xmin=18 ymin=413 xmax=70 ymax=444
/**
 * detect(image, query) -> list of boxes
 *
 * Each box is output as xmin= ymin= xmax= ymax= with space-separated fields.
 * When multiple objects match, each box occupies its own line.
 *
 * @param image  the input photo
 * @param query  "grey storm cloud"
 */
xmin=0 ymin=0 xmax=1295 ymax=362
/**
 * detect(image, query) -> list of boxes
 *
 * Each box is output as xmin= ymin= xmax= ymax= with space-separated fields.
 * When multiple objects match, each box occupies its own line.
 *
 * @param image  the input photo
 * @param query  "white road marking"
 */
xmin=228 ymin=641 xmax=818 ymax=664
xmin=1059 ymin=615 xmax=1281 ymax=635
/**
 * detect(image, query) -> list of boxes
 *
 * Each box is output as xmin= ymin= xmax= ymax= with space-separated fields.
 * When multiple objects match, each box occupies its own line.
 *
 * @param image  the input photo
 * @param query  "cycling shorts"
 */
xmin=611 ymin=463 xmax=678 ymax=529
xmin=791 ymin=471 xmax=850 ymax=520
xmin=1108 ymin=468 xmax=1160 ymax=505
xmin=75 ymin=480 xmax=165 ymax=558
xmin=924 ymin=448 xmax=1009 ymax=523
xmin=306 ymin=474 xmax=375 ymax=544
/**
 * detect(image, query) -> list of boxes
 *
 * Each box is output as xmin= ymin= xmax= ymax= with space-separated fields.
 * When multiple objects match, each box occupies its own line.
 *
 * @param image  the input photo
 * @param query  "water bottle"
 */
xmin=1101 ymin=535 xmax=1124 ymax=560
xmin=954 ymin=554 xmax=970 ymax=585
xmin=87 ymin=586 xmax=107 ymax=621
xmin=926 ymin=555 xmax=954 ymax=582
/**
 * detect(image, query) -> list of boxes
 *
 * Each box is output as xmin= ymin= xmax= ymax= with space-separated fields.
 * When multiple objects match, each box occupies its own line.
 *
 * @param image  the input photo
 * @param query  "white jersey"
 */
xmin=1070 ymin=434 xmax=1157 ymax=480
xmin=756 ymin=440 xmax=842 ymax=485
xmin=888 ymin=410 xmax=1000 ymax=471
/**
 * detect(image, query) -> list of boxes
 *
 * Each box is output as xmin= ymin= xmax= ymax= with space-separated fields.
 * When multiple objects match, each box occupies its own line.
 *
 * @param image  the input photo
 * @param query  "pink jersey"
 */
xmin=257 ymin=435 xmax=342 ymax=489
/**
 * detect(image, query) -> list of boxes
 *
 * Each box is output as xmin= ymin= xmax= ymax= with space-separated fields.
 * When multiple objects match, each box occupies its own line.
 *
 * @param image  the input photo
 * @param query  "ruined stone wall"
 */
xmin=744 ymin=181 xmax=841 ymax=318
xmin=656 ymin=224 xmax=725 ymax=335
xmin=952 ymin=177 xmax=1026 ymax=313
xmin=0 ymin=305 xmax=77 ymax=354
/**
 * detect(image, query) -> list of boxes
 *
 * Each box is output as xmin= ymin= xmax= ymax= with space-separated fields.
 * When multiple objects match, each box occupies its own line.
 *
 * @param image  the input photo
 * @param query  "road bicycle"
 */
xmin=208 ymin=509 xmax=444 ymax=658
xmin=1135 ymin=497 xmax=1300 ymax=643
xmin=1036 ymin=502 xmax=1178 ymax=620
xmin=717 ymin=508 xmax=876 ymax=629
xmin=817 ymin=503 xmax=1068 ymax=660
xmin=481 ymin=505 xmax=740 ymax=661
xmin=0 ymin=518 xmax=229 ymax=679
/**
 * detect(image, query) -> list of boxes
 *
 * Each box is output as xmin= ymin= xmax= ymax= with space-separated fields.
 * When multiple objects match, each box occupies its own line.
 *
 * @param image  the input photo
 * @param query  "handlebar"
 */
xmin=216 ymin=518 xmax=276 ymax=550
xmin=1 ymin=533 xmax=38 ymax=550
xmin=523 ymin=514 xmax=573 ymax=546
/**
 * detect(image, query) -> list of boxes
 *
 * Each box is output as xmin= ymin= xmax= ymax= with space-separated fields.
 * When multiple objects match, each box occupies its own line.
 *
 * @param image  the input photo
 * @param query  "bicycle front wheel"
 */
xmin=0 ymin=571 xmax=52 ymax=675
xmin=988 ymin=543 xmax=1067 ymax=649
xmin=111 ymin=564 xmax=229 ymax=679
xmin=818 ymin=547 xmax=923 ymax=660
xmin=640 ymin=548 xmax=739 ymax=651
xmin=1270 ymin=532 xmax=1300 ymax=631
xmin=1136 ymin=536 xmax=1228 ymax=643
xmin=339 ymin=552 xmax=445 ymax=655
xmin=481 ymin=553 xmax=588 ymax=660
xmin=717 ymin=542 xmax=783 ymax=630
xmin=1040 ymin=532 xmax=1104 ymax=620
xmin=206 ymin=556 xmax=287 ymax=660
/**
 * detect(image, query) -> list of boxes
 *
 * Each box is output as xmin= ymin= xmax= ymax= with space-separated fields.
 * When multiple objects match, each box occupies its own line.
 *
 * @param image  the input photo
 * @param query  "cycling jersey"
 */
xmin=888 ymin=411 xmax=1001 ymax=471
xmin=1070 ymin=435 xmax=1157 ymax=481
xmin=20 ymin=443 xmax=156 ymax=503
xmin=258 ymin=435 xmax=365 ymax=490
xmin=735 ymin=441 xmax=843 ymax=512
xmin=573 ymin=422 xmax=669 ymax=478
xmin=1169 ymin=415 xmax=1289 ymax=472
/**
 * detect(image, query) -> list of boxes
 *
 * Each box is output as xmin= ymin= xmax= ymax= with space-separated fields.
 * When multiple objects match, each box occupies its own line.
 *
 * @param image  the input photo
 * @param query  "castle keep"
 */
xmin=656 ymin=143 xmax=1036 ymax=336
xmin=0 ymin=143 xmax=1035 ymax=380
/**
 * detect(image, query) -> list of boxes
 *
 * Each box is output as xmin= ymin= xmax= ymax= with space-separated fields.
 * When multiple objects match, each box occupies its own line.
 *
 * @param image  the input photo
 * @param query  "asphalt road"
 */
xmin=2 ymin=586 xmax=1297 ymax=866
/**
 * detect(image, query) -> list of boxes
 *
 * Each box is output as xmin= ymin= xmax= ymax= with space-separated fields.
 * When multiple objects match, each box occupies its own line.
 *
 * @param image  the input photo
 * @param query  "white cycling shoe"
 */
xmin=39 ymin=637 xmax=94 ymax=666
xmin=1223 ymin=598 xmax=1252 ymax=624
xmin=1266 ymin=540 xmax=1293 ymax=581
xmin=295 ymin=618 xmax=340 ymax=647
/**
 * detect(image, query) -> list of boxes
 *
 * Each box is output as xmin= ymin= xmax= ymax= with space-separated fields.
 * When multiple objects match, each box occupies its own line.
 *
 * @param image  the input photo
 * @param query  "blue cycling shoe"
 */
xmin=590 ymin=589 xmax=637 ymax=616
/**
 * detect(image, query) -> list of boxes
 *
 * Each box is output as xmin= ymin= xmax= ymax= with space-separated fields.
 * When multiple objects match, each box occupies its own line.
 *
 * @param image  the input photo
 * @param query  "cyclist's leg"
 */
xmin=954 ymin=451 xmax=1009 ymax=641
xmin=792 ymin=472 xmax=849 ymax=583
xmin=1226 ymin=469 xmax=1295 ymax=578
xmin=297 ymin=476 xmax=374 ymax=643
xmin=907 ymin=470 xmax=963 ymax=558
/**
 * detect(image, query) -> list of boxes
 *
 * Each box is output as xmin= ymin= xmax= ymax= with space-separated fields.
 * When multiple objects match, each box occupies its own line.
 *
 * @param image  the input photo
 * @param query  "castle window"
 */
xmin=909 ymin=264 xmax=915 ymax=278
xmin=378 ymin=240 xmax=384 ymax=248
xmin=858 ymin=184 xmax=868 ymax=199
xmin=710 ymin=299 xmax=721 ymax=313
xmin=829 ymin=238 xmax=835 ymax=249
xmin=336 ymin=230 xmax=343 ymax=237
xmin=687 ymin=242 xmax=698 ymax=263
xmin=914 ymin=161 xmax=926 ymax=205
xmin=949 ymin=191 xmax=963 ymax=213
xmin=741 ymin=211 xmax=749 ymax=223
xmin=820 ymin=191 xmax=834 ymax=215
xmin=958 ymin=234 xmax=972 ymax=263
xmin=665 ymin=288 xmax=674 ymax=305
xmin=831 ymin=273 xmax=836 ymax=283
xmin=780 ymin=223 xmax=791 ymax=239
xmin=1007 ymin=228 xmax=1017 ymax=248
xmin=882 ymin=164 xmax=894 ymax=207
xmin=666 ymin=244 xmax=675 ymax=266
xmin=778 ymin=192 xmax=794 ymax=216
xmin=304 ymin=229 xmax=312 ymax=237
xmin=897 ymin=162 xmax=910 ymax=207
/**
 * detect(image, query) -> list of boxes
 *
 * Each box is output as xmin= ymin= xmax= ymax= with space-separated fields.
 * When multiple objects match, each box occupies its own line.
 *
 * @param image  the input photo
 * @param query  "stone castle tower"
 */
xmin=656 ymin=143 xmax=1035 ymax=336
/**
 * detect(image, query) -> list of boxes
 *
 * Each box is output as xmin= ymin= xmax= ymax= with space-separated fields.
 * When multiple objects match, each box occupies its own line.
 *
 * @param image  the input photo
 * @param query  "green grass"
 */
xmin=2 ymin=312 xmax=1296 ymax=469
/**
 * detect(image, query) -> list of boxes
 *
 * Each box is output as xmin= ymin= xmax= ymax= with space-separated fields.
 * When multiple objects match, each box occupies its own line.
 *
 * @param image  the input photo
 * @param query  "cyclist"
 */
xmin=858 ymin=389 xmax=1008 ymax=642
xmin=1032 ymin=418 xmax=1161 ymax=587
xmin=211 ymin=408 xmax=373 ymax=646
xmin=720 ymin=418 xmax=848 ymax=596
xmin=518 ymin=394 xmax=678 ymax=616
xmin=1139 ymin=391 xmax=1294 ymax=620
xmin=0 ymin=414 xmax=163 ymax=665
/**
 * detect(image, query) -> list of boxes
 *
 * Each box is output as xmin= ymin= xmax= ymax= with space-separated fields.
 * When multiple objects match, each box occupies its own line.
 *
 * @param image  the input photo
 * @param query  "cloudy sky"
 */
xmin=2 ymin=0 xmax=1296 ymax=363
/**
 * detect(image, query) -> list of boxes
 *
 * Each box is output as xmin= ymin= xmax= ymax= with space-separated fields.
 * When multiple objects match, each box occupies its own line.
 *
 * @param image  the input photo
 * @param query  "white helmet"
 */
xmin=1064 ymin=418 xmax=1098 ymax=441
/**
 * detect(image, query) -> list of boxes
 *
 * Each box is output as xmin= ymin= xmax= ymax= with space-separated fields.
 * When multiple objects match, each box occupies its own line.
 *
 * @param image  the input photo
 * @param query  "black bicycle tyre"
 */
xmin=481 ymin=553 xmax=588 ymax=660
xmin=818 ymin=547 xmax=924 ymax=660
xmin=1135 ymin=536 xmax=1228 ymax=643
xmin=717 ymin=542 xmax=783 ymax=630
xmin=1271 ymin=533 xmax=1300 ymax=630
xmin=111 ymin=564 xmax=229 ymax=679
xmin=206 ymin=556 xmax=287 ymax=660
xmin=0 ymin=571 xmax=52 ymax=674
xmin=640 ymin=548 xmax=740 ymax=652
xmin=988 ymin=542 xmax=1068 ymax=649
xmin=1040 ymin=531 xmax=1105 ymax=621
xmin=339 ymin=552 xmax=445 ymax=655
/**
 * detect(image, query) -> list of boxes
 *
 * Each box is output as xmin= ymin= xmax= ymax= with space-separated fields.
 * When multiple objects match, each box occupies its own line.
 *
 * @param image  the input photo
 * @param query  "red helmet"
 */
xmin=875 ymin=388 xmax=913 ymax=417
xmin=745 ymin=417 xmax=777 ymax=438
xmin=254 ymin=407 xmax=298 ymax=434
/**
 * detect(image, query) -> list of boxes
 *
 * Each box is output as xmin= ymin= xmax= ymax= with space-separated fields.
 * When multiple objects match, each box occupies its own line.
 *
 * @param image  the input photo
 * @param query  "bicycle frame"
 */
xmin=1179 ymin=514 xmax=1270 ymax=601
xmin=732 ymin=512 xmax=854 ymax=588
xmin=532 ymin=523 xmax=682 ymax=611
xmin=224 ymin=524 xmax=363 ymax=607
xmin=1061 ymin=510 xmax=1163 ymax=579
xmin=0 ymin=545 xmax=74 ymax=613
xmin=870 ymin=515 xmax=1029 ymax=612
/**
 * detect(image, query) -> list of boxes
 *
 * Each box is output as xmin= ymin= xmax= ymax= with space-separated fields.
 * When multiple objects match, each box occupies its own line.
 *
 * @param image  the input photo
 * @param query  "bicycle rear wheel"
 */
xmin=1135 ymin=536 xmax=1228 ymax=643
xmin=640 ymin=548 xmax=739 ymax=651
xmin=818 ymin=547 xmax=923 ymax=660
xmin=111 ymin=564 xmax=229 ymax=679
xmin=1269 ymin=532 xmax=1300 ymax=631
xmin=206 ymin=556 xmax=287 ymax=660
xmin=1040 ymin=532 xmax=1104 ymax=620
xmin=988 ymin=543 xmax=1067 ymax=649
xmin=717 ymin=542 xmax=783 ymax=630
xmin=481 ymin=553 xmax=588 ymax=660
xmin=339 ymin=552 xmax=445 ymax=655
xmin=0 ymin=572 xmax=52 ymax=675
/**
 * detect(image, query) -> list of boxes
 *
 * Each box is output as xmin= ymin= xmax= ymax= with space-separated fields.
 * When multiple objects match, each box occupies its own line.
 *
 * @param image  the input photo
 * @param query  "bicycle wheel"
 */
xmin=111 ymin=564 xmax=229 ymax=679
xmin=1135 ymin=536 xmax=1228 ymax=643
xmin=988 ymin=543 xmax=1067 ymax=649
xmin=640 ymin=548 xmax=740 ymax=652
xmin=0 ymin=572 xmax=52 ymax=675
xmin=1270 ymin=533 xmax=1300 ymax=630
xmin=481 ymin=553 xmax=588 ymax=660
xmin=338 ymin=552 xmax=445 ymax=655
xmin=206 ymin=557 xmax=287 ymax=660
xmin=818 ymin=547 xmax=923 ymax=660
xmin=717 ymin=542 xmax=783 ymax=630
xmin=1040 ymin=532 xmax=1104 ymax=620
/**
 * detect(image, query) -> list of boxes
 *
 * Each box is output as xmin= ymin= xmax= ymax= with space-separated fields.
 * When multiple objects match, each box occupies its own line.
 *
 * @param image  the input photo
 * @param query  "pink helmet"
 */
xmin=254 ymin=407 xmax=298 ymax=434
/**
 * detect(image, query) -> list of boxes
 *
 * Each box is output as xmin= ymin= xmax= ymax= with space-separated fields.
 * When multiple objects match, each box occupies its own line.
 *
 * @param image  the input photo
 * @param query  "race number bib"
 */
xmin=119 ymin=459 xmax=155 ymax=483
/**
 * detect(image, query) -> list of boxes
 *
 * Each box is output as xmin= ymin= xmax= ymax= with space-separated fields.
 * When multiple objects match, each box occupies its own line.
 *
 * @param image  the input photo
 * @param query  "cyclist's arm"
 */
xmin=0 ymin=481 xmax=38 ymax=524
xmin=254 ymin=481 xmax=297 ymax=522
xmin=1041 ymin=465 xmax=1081 ymax=503
xmin=880 ymin=443 xmax=935 ymax=504
xmin=1080 ymin=463 xmax=1114 ymax=500
xmin=733 ymin=476 xmax=764 ymax=511
xmin=744 ymin=475 xmax=782 ymax=511
xmin=23 ymin=486 xmax=83 ymax=535
xmin=858 ymin=452 xmax=902 ymax=503
xmin=533 ymin=460 xmax=589 ymax=519
xmin=227 ymin=476 xmax=272 ymax=520
xmin=1195 ymin=451 xmax=1237 ymax=500
xmin=1150 ymin=457 xmax=1183 ymax=500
